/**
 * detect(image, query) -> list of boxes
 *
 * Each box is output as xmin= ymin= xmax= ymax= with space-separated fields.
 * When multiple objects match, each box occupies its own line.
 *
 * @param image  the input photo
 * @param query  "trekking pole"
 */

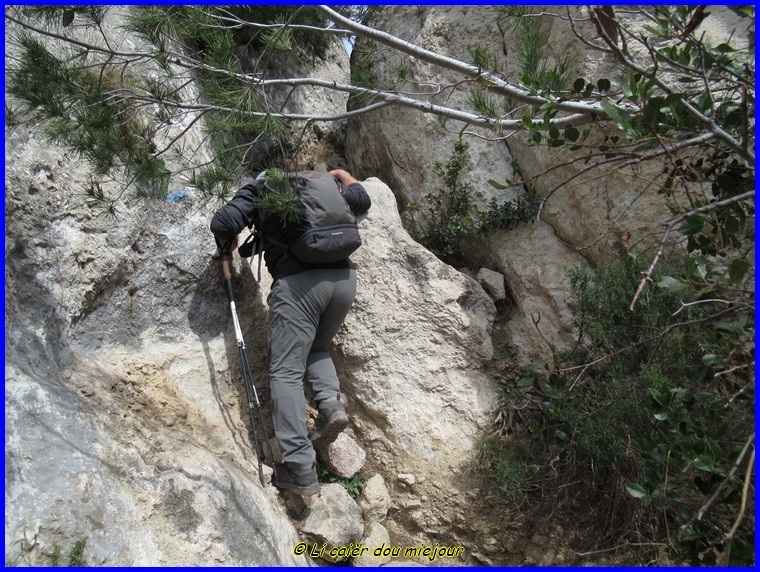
xmin=220 ymin=250 xmax=276 ymax=487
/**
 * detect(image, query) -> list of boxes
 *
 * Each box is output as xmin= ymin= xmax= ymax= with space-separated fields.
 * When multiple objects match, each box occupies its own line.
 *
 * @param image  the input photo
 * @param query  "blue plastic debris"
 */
xmin=166 ymin=190 xmax=189 ymax=202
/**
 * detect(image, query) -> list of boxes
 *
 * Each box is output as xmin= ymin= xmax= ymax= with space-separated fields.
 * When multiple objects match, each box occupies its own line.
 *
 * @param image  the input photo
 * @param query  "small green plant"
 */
xmin=46 ymin=537 xmax=88 ymax=566
xmin=478 ymin=439 xmax=529 ymax=503
xmin=478 ymin=189 xmax=539 ymax=233
xmin=408 ymin=140 xmax=539 ymax=264
xmin=67 ymin=538 xmax=87 ymax=567
xmin=317 ymin=465 xmax=366 ymax=498
xmin=402 ymin=201 xmax=420 ymax=238
xmin=6 ymin=530 xmax=88 ymax=567
xmin=48 ymin=542 xmax=62 ymax=566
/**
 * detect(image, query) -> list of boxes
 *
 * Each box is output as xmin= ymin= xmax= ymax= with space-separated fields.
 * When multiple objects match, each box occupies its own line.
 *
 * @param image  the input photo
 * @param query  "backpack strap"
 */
xmin=239 ymin=231 xmax=292 ymax=283
xmin=256 ymin=243 xmax=263 ymax=283
xmin=259 ymin=233 xmax=288 ymax=251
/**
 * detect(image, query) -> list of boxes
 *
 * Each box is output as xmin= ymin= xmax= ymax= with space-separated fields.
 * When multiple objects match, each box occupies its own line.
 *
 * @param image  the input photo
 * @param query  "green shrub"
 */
xmin=478 ymin=439 xmax=529 ymax=503
xmin=482 ymin=251 xmax=754 ymax=565
xmin=478 ymin=190 xmax=539 ymax=234
xmin=416 ymin=139 xmax=474 ymax=264
xmin=409 ymin=139 xmax=537 ymax=265
xmin=317 ymin=465 xmax=366 ymax=499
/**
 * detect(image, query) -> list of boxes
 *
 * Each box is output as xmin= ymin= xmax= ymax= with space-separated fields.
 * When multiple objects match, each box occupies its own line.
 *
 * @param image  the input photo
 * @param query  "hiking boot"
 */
xmin=309 ymin=402 xmax=349 ymax=448
xmin=274 ymin=462 xmax=319 ymax=496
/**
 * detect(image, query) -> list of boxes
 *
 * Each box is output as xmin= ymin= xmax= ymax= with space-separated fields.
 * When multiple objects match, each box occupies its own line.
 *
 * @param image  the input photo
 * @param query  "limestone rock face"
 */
xmin=4 ymin=7 xmax=308 ymax=566
xmin=6 ymin=65 xmax=496 ymax=572
xmin=4 ymin=119 xmax=308 ymax=565
xmin=347 ymin=6 xmax=522 ymax=214
xmin=481 ymin=222 xmax=582 ymax=364
xmin=6 ymin=111 xmax=498 ymax=562
xmin=345 ymin=5 xmax=751 ymax=366
xmin=335 ymin=178 xmax=497 ymax=469
xmin=15 ymin=3 xmax=744 ymax=565
xmin=6 ymin=363 xmax=306 ymax=567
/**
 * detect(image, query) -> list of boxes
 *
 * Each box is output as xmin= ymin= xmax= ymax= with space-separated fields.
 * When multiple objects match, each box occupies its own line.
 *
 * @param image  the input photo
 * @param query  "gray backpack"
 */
xmin=240 ymin=170 xmax=362 ymax=264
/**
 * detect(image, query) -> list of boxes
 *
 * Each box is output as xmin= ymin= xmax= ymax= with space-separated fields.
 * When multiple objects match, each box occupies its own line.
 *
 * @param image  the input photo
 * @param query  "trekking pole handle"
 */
xmin=221 ymin=252 xmax=233 ymax=281
xmin=221 ymin=253 xmax=236 ymax=303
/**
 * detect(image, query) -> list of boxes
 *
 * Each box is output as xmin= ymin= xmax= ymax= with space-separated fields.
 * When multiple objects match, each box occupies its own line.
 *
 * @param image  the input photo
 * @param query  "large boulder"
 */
xmin=300 ymin=484 xmax=364 ymax=563
xmin=344 ymin=5 xmax=590 ymax=365
xmin=336 ymin=179 xmax=497 ymax=470
xmin=251 ymin=178 xmax=499 ymax=530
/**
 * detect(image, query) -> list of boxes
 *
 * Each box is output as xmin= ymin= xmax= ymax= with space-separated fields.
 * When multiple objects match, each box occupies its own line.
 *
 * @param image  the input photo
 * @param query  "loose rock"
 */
xmin=320 ymin=432 xmax=366 ymax=479
xmin=476 ymin=268 xmax=506 ymax=302
xmin=301 ymin=483 xmax=364 ymax=562
xmin=358 ymin=474 xmax=391 ymax=523
xmin=352 ymin=522 xmax=392 ymax=567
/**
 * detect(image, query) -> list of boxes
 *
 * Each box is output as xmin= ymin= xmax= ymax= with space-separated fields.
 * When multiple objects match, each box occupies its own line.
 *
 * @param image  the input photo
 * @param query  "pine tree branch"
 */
xmin=316 ymin=5 xmax=610 ymax=116
xmin=5 ymin=12 xmax=152 ymax=60
xmin=114 ymin=92 xmax=390 ymax=123
xmin=255 ymin=77 xmax=593 ymax=129
xmin=7 ymin=12 xmax=596 ymax=135
xmin=199 ymin=6 xmax=351 ymax=37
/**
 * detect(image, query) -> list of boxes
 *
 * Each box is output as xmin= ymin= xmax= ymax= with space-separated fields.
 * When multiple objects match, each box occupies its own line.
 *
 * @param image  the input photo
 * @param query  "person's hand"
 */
xmin=330 ymin=169 xmax=359 ymax=186
xmin=218 ymin=235 xmax=238 ymax=256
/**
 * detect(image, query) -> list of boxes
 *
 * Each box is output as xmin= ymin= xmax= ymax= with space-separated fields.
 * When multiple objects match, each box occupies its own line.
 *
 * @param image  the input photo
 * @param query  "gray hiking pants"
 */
xmin=267 ymin=267 xmax=356 ymax=467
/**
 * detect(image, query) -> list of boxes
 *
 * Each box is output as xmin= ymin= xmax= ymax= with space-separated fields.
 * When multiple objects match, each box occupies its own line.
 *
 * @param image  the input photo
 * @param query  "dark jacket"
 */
xmin=210 ymin=172 xmax=371 ymax=280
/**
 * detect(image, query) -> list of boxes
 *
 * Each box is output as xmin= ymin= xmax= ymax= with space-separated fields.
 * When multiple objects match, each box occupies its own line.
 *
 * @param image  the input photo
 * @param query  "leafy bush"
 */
xmin=478 ymin=190 xmax=539 ymax=234
xmin=482 ymin=251 xmax=754 ymax=565
xmin=409 ymin=139 xmax=538 ymax=264
xmin=478 ymin=438 xmax=529 ymax=504
xmin=416 ymin=140 xmax=474 ymax=264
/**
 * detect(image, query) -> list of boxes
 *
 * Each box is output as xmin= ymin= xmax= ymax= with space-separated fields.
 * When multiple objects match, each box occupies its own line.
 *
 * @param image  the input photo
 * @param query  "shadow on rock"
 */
xmin=188 ymin=255 xmax=275 ymax=474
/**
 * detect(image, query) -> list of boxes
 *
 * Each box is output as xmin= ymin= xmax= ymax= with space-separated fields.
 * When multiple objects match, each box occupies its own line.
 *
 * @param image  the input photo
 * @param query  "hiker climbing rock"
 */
xmin=211 ymin=168 xmax=371 ymax=496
